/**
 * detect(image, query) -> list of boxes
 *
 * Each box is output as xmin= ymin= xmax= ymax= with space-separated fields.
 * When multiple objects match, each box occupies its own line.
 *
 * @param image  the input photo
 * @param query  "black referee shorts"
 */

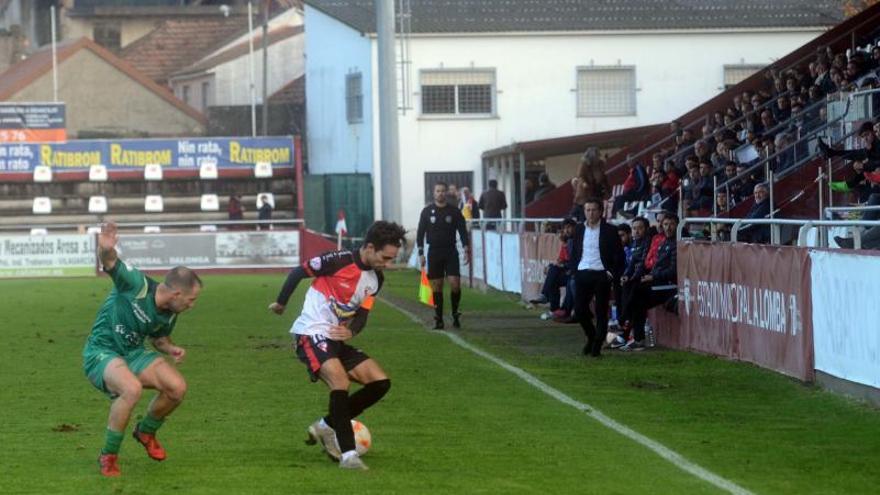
xmin=427 ymin=249 xmax=460 ymax=279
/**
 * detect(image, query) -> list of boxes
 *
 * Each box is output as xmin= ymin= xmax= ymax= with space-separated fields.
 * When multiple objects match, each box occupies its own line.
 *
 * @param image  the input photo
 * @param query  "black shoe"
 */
xmin=582 ymin=343 xmax=591 ymax=356
xmin=528 ymin=296 xmax=549 ymax=305
xmin=433 ymin=319 xmax=445 ymax=330
xmin=452 ymin=313 xmax=461 ymax=329
xmin=835 ymin=236 xmax=854 ymax=249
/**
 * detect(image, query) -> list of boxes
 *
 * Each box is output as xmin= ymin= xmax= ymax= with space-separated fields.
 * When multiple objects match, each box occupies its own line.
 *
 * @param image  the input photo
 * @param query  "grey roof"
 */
xmin=305 ymin=1 xmax=844 ymax=34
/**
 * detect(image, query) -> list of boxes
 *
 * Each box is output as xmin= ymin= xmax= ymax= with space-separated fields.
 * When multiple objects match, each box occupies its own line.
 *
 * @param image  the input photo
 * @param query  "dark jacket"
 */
xmin=570 ymin=221 xmax=626 ymax=279
xmin=623 ymin=237 xmax=651 ymax=280
xmin=742 ymin=198 xmax=771 ymax=244
xmin=478 ymin=189 xmax=507 ymax=218
xmin=650 ymin=237 xmax=677 ymax=285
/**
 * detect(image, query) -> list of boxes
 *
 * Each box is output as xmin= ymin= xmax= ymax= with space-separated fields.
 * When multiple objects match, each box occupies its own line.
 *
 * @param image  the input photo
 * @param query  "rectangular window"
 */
xmin=420 ymin=70 xmax=495 ymax=117
xmin=576 ymin=66 xmax=636 ymax=117
xmin=182 ymin=85 xmax=190 ymax=105
xmin=201 ymin=81 xmax=210 ymax=111
xmin=723 ymin=64 xmax=764 ymax=89
xmin=93 ymin=22 xmax=121 ymax=51
xmin=346 ymin=72 xmax=363 ymax=123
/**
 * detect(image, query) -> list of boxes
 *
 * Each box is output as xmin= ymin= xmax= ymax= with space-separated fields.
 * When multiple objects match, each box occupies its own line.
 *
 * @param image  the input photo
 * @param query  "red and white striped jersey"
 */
xmin=291 ymin=250 xmax=383 ymax=337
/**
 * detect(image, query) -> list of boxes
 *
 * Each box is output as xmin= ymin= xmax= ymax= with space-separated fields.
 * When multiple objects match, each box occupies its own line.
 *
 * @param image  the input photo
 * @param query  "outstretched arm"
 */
xmin=97 ymin=222 xmax=119 ymax=272
xmin=269 ymin=266 xmax=310 ymax=314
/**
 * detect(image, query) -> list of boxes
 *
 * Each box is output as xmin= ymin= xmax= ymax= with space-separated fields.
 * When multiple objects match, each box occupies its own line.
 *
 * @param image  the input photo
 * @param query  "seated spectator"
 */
xmin=610 ymin=216 xmax=651 ymax=348
xmin=739 ymin=183 xmax=771 ymax=244
xmin=612 ymin=160 xmax=648 ymax=216
xmin=621 ymin=214 xmax=679 ymax=351
xmin=533 ymin=173 xmax=556 ymax=202
xmin=531 ymin=218 xmax=576 ymax=317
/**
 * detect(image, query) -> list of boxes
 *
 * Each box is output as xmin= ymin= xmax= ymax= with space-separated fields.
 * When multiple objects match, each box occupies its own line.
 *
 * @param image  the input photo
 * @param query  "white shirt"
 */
xmin=578 ymin=223 xmax=605 ymax=271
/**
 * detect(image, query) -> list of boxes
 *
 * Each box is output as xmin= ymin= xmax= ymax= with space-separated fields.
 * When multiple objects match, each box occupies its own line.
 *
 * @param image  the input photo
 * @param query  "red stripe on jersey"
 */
xmin=300 ymin=336 xmax=321 ymax=373
xmin=311 ymin=262 xmax=362 ymax=304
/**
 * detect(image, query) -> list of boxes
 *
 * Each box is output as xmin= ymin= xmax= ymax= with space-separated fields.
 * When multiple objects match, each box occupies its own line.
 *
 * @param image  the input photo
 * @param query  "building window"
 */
xmin=182 ymin=85 xmax=190 ymax=105
xmin=576 ymin=66 xmax=636 ymax=117
xmin=420 ymin=70 xmax=495 ymax=117
xmin=93 ymin=22 xmax=121 ymax=51
xmin=201 ymin=81 xmax=210 ymax=111
xmin=723 ymin=64 xmax=764 ymax=89
xmin=346 ymin=72 xmax=363 ymax=123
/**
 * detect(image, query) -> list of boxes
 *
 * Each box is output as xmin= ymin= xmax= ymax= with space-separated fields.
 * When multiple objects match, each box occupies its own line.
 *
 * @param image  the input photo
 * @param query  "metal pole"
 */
xmin=377 ymin=0 xmax=401 ymax=223
xmin=826 ymin=159 xmax=833 ymax=209
xmin=519 ymin=151 xmax=526 ymax=229
xmin=261 ymin=0 xmax=269 ymax=136
xmin=818 ymin=166 xmax=826 ymax=246
xmin=247 ymin=2 xmax=257 ymax=137
xmin=712 ymin=176 xmax=718 ymax=241
xmin=50 ymin=6 xmax=58 ymax=102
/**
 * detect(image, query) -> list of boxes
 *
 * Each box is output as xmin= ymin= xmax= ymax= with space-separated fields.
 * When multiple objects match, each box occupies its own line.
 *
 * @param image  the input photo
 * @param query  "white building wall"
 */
xmin=210 ymin=33 xmax=305 ymax=106
xmin=373 ymin=29 xmax=827 ymax=229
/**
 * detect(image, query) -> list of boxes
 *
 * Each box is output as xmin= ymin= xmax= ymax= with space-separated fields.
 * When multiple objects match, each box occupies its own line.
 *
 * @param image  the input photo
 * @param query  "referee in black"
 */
xmin=417 ymin=181 xmax=470 ymax=329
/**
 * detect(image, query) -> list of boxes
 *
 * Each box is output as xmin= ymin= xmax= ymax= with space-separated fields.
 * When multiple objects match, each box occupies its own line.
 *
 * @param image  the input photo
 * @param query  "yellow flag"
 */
xmin=418 ymin=268 xmax=434 ymax=307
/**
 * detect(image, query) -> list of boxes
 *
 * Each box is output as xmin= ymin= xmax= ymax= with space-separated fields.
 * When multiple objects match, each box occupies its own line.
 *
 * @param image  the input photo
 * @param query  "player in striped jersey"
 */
xmin=269 ymin=221 xmax=406 ymax=470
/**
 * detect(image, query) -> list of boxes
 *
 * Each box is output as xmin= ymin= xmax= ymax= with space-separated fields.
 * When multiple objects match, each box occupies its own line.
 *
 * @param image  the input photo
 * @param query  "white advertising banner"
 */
xmin=485 ymin=231 xmax=503 ymax=290
xmin=0 ymin=234 xmax=96 ymax=278
xmin=471 ymin=229 xmax=484 ymax=281
xmin=810 ymin=250 xmax=880 ymax=388
xmin=501 ymin=233 xmax=521 ymax=293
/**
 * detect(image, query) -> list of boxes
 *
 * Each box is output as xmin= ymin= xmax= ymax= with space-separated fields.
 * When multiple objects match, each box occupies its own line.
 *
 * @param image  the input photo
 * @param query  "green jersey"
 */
xmin=86 ymin=260 xmax=177 ymax=354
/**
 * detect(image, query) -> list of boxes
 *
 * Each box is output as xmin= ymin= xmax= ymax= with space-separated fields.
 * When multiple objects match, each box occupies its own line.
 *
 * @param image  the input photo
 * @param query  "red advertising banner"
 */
xmin=519 ymin=233 xmax=562 ymax=303
xmin=677 ymin=243 xmax=814 ymax=381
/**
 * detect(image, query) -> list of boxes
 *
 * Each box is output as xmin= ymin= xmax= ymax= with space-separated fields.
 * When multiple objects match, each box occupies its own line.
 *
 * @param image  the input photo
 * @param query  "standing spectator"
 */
xmin=623 ymin=214 xmax=679 ymax=351
xmin=571 ymin=147 xmax=611 ymax=221
xmin=459 ymin=186 xmax=480 ymax=222
xmin=569 ymin=198 xmax=625 ymax=357
xmin=257 ymin=194 xmax=273 ymax=230
xmin=478 ymin=179 xmax=508 ymax=230
xmin=533 ymin=173 xmax=556 ymax=201
xmin=524 ymin=178 xmax=537 ymax=204
xmin=446 ymin=184 xmax=461 ymax=208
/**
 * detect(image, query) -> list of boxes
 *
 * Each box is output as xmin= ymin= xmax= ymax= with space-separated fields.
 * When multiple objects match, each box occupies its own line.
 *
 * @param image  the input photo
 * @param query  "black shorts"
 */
xmin=427 ymin=249 xmax=460 ymax=279
xmin=294 ymin=334 xmax=370 ymax=382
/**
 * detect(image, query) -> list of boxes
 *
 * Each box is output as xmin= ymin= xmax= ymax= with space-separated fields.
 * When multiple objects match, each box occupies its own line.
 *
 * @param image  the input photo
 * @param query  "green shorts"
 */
xmin=82 ymin=345 xmax=162 ymax=399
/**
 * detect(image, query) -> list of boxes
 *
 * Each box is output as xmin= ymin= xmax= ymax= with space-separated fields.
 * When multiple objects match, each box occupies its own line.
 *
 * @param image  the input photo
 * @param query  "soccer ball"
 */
xmin=352 ymin=420 xmax=371 ymax=456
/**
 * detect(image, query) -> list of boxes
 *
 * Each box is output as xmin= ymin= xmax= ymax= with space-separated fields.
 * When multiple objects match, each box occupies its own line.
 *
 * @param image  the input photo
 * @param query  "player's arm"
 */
xmin=151 ymin=336 xmax=185 ymax=364
xmin=269 ymin=266 xmax=310 ymax=315
xmin=98 ymin=222 xmax=145 ymax=293
xmin=416 ymin=208 xmax=428 ymax=266
xmin=454 ymin=208 xmax=471 ymax=263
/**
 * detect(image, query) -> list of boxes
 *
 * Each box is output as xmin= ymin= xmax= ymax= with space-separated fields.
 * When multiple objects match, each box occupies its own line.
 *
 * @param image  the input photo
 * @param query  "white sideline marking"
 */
xmin=383 ymin=298 xmax=754 ymax=495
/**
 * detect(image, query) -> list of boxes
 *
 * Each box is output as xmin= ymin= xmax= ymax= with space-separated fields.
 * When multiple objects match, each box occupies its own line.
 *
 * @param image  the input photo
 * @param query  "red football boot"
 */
xmin=133 ymin=426 xmax=167 ymax=461
xmin=98 ymin=453 xmax=121 ymax=477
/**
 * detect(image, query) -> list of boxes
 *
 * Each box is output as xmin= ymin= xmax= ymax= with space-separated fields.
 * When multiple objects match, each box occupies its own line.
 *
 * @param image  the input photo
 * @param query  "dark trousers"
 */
xmin=561 ymin=277 xmax=576 ymax=313
xmin=629 ymin=285 xmax=677 ymax=341
xmin=619 ymin=280 xmax=640 ymax=326
xmin=574 ymin=269 xmax=611 ymax=356
xmin=540 ymin=265 xmax=569 ymax=311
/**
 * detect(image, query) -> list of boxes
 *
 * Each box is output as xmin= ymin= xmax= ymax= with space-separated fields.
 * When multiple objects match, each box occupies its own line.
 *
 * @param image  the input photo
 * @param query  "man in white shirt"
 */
xmin=569 ymin=198 xmax=626 ymax=357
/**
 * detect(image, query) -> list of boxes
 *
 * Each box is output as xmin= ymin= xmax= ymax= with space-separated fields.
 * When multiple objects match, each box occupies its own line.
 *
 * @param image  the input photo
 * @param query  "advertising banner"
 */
xmin=519 ymin=233 xmax=562 ymax=302
xmin=501 ymin=233 xmax=521 ymax=293
xmin=485 ymin=231 xmax=503 ymax=291
xmin=471 ymin=229 xmax=484 ymax=281
xmin=117 ymin=230 xmax=300 ymax=270
xmin=677 ymin=243 xmax=814 ymax=381
xmin=810 ymin=250 xmax=880 ymax=389
xmin=0 ymin=103 xmax=66 ymax=143
xmin=0 ymin=136 xmax=294 ymax=172
xmin=0 ymin=234 xmax=95 ymax=278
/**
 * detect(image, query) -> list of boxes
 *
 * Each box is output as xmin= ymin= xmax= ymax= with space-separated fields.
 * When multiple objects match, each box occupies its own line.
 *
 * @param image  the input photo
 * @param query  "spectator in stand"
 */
xmin=227 ymin=194 xmax=244 ymax=228
xmin=533 ymin=173 xmax=556 ymax=202
xmin=774 ymin=132 xmax=796 ymax=171
xmin=257 ymin=194 xmax=273 ymax=230
xmin=478 ymin=180 xmax=508 ymax=230
xmin=531 ymin=218 xmax=576 ymax=319
xmin=612 ymin=160 xmax=648 ymax=217
xmin=570 ymin=198 xmax=625 ymax=357
xmin=740 ymin=183 xmax=771 ymax=244
xmin=524 ymin=178 xmax=537 ymax=204
xmin=716 ymin=189 xmax=731 ymax=213
xmin=447 ymin=184 xmax=461 ymax=207
xmin=694 ymin=139 xmax=712 ymax=165
xmin=459 ymin=186 xmax=480 ymax=222
xmin=772 ymin=94 xmax=792 ymax=122
xmin=818 ymin=121 xmax=880 ymax=170
xmin=571 ymin=147 xmax=611 ymax=221
xmin=815 ymin=60 xmax=836 ymax=94
xmin=621 ymin=213 xmax=679 ymax=351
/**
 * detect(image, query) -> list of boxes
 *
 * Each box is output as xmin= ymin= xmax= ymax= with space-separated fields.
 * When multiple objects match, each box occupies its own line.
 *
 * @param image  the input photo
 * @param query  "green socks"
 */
xmin=137 ymin=413 xmax=165 ymax=435
xmin=101 ymin=428 xmax=124 ymax=455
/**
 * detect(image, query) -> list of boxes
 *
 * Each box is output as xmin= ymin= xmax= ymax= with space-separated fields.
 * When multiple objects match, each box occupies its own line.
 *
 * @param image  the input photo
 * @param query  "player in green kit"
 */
xmin=82 ymin=222 xmax=203 ymax=477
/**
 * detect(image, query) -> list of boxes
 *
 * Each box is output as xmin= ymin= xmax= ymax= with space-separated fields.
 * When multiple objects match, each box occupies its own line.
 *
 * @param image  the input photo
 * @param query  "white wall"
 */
xmin=372 ymin=29 xmax=826 ymax=229
xmin=210 ymin=33 xmax=304 ymax=106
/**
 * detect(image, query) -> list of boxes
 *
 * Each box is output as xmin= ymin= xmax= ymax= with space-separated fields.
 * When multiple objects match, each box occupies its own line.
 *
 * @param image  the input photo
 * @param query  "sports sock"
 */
xmin=348 ymin=379 xmax=391 ymax=418
xmin=137 ymin=413 xmax=165 ymax=435
xmin=329 ymin=390 xmax=355 ymax=453
xmin=451 ymin=290 xmax=461 ymax=315
xmin=433 ymin=291 xmax=444 ymax=320
xmin=102 ymin=428 xmax=124 ymax=455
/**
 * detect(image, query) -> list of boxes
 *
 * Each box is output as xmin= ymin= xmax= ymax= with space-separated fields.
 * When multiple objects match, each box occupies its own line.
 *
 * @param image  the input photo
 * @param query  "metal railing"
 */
xmin=0 ymin=219 xmax=304 ymax=234
xmin=679 ymin=216 xmax=880 ymax=249
xmin=467 ymin=217 xmax=565 ymax=233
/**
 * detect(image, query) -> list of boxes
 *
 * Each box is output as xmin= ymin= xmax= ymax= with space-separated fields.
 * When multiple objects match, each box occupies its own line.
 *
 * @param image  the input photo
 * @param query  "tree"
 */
xmin=842 ymin=0 xmax=880 ymax=17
